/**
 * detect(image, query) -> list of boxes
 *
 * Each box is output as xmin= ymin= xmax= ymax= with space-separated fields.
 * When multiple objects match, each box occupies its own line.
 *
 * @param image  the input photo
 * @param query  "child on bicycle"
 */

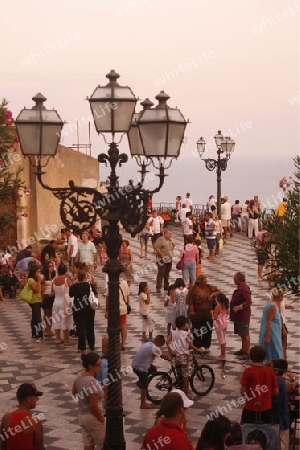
xmin=164 ymin=284 xmax=175 ymax=335
xmin=138 ymin=281 xmax=154 ymax=341
xmin=166 ymin=315 xmax=202 ymax=397
xmin=132 ymin=334 xmax=170 ymax=409
xmin=212 ymin=292 xmax=229 ymax=360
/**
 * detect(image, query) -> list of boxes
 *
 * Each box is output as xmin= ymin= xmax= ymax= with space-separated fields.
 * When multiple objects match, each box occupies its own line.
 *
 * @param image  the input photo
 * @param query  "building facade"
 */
xmin=6 ymin=143 xmax=99 ymax=254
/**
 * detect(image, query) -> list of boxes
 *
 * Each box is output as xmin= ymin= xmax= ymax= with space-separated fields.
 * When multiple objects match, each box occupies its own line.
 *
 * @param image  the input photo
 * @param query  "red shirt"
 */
xmin=5 ymin=411 xmax=36 ymax=450
xmin=141 ymin=420 xmax=194 ymax=450
xmin=240 ymin=365 xmax=278 ymax=411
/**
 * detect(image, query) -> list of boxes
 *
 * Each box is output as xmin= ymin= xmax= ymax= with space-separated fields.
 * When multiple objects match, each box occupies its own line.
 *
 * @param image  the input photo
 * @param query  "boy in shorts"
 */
xmin=132 ymin=335 xmax=169 ymax=409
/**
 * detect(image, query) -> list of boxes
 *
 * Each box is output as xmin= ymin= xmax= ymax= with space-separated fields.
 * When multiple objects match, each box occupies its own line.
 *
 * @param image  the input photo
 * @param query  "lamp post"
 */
xmin=197 ymin=130 xmax=235 ymax=217
xmin=16 ymin=70 xmax=187 ymax=449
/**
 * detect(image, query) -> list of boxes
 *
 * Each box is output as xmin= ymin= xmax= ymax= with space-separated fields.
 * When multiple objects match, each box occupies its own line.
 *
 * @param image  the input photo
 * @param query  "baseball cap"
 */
xmin=171 ymin=389 xmax=194 ymax=408
xmin=17 ymin=383 xmax=43 ymax=401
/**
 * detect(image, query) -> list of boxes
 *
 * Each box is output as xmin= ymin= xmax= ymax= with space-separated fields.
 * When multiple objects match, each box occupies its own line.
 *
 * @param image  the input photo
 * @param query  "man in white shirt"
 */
xmin=76 ymin=231 xmax=97 ymax=269
xmin=147 ymin=211 xmax=164 ymax=245
xmin=183 ymin=192 xmax=193 ymax=212
xmin=65 ymin=228 xmax=78 ymax=266
xmin=221 ymin=197 xmax=232 ymax=239
xmin=182 ymin=212 xmax=193 ymax=245
xmin=179 ymin=204 xmax=190 ymax=223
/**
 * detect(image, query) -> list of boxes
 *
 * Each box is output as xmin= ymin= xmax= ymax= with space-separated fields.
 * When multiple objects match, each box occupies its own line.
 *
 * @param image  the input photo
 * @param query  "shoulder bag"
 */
xmin=64 ymin=278 xmax=74 ymax=315
xmin=176 ymin=256 xmax=184 ymax=270
xmin=120 ymin=287 xmax=131 ymax=314
xmin=19 ymin=282 xmax=33 ymax=303
xmin=89 ymin=283 xmax=100 ymax=310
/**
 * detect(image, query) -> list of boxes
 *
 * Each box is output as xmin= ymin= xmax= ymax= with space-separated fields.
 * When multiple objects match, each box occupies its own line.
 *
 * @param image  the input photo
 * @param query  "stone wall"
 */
xmin=9 ymin=144 xmax=99 ymax=253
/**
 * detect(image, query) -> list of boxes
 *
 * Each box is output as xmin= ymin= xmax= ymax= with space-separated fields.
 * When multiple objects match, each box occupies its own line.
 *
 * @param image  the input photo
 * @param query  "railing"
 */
xmin=152 ymin=203 xmax=207 ymax=225
xmin=152 ymin=203 xmax=273 ymax=226
xmin=153 ymin=203 xmax=207 ymax=214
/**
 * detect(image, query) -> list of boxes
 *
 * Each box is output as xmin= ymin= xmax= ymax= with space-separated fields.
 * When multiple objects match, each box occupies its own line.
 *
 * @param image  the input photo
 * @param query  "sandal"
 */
xmin=55 ymin=340 xmax=64 ymax=344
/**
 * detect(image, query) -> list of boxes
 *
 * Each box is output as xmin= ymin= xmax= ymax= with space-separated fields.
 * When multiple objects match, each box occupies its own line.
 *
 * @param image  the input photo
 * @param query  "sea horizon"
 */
xmin=99 ymin=154 xmax=296 ymax=212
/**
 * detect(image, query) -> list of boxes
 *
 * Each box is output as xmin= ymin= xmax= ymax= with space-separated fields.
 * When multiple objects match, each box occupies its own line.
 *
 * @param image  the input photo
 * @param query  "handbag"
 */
xmin=64 ymin=279 xmax=74 ymax=315
xmin=89 ymin=283 xmax=100 ymax=310
xmin=196 ymin=263 xmax=202 ymax=276
xmin=120 ymin=287 xmax=131 ymax=314
xmin=19 ymin=282 xmax=33 ymax=303
xmin=176 ymin=256 xmax=184 ymax=270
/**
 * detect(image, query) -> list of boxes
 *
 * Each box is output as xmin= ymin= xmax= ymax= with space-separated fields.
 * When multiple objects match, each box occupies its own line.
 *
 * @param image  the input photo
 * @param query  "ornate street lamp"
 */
xmin=16 ymin=70 xmax=188 ymax=450
xmin=16 ymin=93 xmax=64 ymax=161
xmin=197 ymin=130 xmax=235 ymax=217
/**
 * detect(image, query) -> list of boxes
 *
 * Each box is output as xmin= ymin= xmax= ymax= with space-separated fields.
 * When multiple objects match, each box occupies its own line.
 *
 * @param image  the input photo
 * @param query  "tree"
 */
xmin=0 ymin=99 xmax=23 ymax=247
xmin=257 ymin=156 xmax=299 ymax=294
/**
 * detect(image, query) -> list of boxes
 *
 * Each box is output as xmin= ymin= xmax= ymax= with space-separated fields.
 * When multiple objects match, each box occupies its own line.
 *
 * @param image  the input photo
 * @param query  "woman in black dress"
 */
xmin=69 ymin=269 xmax=98 ymax=352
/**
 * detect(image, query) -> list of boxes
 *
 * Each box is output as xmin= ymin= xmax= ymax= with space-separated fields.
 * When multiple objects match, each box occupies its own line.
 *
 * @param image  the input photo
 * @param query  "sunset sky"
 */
xmin=1 ymin=0 xmax=299 ymax=204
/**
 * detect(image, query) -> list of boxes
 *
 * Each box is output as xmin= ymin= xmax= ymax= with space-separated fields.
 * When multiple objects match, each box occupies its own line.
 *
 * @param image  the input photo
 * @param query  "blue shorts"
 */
xmin=139 ymin=233 xmax=150 ymax=244
xmin=206 ymin=238 xmax=216 ymax=250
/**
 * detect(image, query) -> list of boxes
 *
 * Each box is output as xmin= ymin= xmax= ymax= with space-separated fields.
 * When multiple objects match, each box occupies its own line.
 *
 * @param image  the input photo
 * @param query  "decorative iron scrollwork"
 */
xmin=204 ymin=157 xmax=228 ymax=173
xmin=35 ymin=149 xmax=165 ymax=235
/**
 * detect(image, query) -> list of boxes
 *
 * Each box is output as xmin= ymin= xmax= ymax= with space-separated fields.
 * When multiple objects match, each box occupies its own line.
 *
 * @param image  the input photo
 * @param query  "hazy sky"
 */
xmin=1 ymin=0 xmax=299 ymax=204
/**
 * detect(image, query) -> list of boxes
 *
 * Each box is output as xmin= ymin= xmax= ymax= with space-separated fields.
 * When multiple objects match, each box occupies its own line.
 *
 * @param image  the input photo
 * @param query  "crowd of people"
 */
xmin=0 ymin=190 xmax=297 ymax=450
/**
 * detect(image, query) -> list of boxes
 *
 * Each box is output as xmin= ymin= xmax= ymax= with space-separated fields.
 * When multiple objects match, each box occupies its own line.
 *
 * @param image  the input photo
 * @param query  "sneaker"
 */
xmin=35 ymin=339 xmax=43 ymax=343
xmin=234 ymin=349 xmax=246 ymax=356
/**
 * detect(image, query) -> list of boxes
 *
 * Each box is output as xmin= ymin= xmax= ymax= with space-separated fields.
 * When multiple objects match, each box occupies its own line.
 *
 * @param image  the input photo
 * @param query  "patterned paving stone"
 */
xmin=0 ymin=227 xmax=299 ymax=449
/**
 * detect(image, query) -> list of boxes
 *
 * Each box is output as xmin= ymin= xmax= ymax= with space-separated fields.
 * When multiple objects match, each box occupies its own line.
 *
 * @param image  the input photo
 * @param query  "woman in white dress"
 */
xmin=51 ymin=264 xmax=73 ymax=344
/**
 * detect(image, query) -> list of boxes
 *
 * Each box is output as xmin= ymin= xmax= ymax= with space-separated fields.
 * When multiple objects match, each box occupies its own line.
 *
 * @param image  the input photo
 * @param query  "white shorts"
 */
xmin=79 ymin=413 xmax=105 ymax=447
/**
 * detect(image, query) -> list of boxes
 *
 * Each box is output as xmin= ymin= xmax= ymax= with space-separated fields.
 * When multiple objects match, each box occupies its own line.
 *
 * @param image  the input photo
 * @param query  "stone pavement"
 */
xmin=0 ymin=227 xmax=299 ymax=449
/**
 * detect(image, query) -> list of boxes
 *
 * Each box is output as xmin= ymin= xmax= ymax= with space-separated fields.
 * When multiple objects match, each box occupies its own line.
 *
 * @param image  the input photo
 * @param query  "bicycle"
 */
xmin=147 ymin=353 xmax=215 ymax=404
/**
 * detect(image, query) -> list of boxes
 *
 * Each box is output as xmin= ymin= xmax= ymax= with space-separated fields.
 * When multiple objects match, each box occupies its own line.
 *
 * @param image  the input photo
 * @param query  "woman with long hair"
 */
xmin=51 ymin=264 xmax=73 ymax=345
xmin=41 ymin=262 xmax=56 ymax=336
xmin=119 ymin=239 xmax=134 ymax=288
xmin=27 ymin=266 xmax=43 ymax=342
